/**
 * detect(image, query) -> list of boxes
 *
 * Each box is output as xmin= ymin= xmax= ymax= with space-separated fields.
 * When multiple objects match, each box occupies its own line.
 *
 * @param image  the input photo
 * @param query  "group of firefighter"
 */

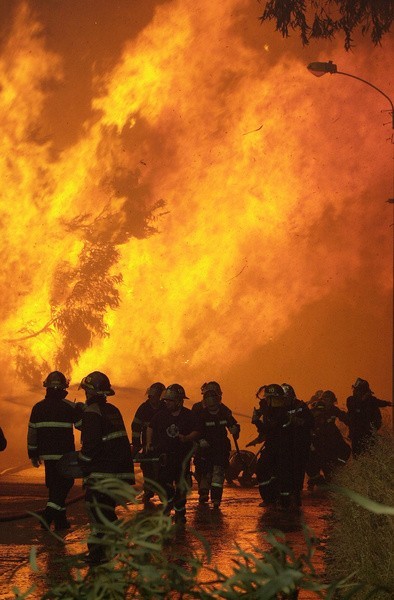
xmin=24 ymin=370 xmax=391 ymax=565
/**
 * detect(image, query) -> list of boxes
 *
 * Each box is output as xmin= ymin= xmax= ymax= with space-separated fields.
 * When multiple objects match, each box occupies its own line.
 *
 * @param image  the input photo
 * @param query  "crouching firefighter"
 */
xmin=306 ymin=391 xmax=351 ymax=489
xmin=27 ymin=371 xmax=83 ymax=530
xmin=78 ymin=371 xmax=134 ymax=565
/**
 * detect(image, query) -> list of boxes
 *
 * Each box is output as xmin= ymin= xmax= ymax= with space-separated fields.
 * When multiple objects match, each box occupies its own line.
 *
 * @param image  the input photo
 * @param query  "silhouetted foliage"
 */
xmin=11 ymin=194 xmax=165 ymax=383
xmin=260 ymin=0 xmax=393 ymax=50
xmin=51 ymin=240 xmax=122 ymax=372
xmin=15 ymin=351 xmax=51 ymax=390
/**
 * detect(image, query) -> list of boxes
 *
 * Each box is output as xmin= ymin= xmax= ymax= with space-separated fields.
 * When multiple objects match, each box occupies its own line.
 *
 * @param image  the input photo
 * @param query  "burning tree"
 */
xmin=259 ymin=0 xmax=393 ymax=50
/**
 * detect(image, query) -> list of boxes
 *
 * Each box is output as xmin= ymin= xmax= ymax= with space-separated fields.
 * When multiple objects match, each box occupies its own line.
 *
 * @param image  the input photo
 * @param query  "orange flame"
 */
xmin=0 ymin=0 xmax=392 ymax=420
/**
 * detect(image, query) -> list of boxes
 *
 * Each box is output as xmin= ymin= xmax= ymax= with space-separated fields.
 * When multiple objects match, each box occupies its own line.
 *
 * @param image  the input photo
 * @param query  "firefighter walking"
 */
xmin=146 ymin=384 xmax=199 ymax=524
xmin=78 ymin=371 xmax=134 ymax=565
xmin=252 ymin=383 xmax=313 ymax=510
xmin=193 ymin=383 xmax=240 ymax=508
xmin=27 ymin=371 xmax=83 ymax=530
xmin=130 ymin=382 xmax=166 ymax=507
xmin=347 ymin=378 xmax=392 ymax=456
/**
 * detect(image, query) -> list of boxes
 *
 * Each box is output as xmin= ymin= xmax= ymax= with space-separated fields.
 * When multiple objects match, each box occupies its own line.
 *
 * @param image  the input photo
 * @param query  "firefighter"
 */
xmin=130 ymin=381 xmax=166 ymax=506
xmin=308 ymin=390 xmax=324 ymax=406
xmin=193 ymin=387 xmax=240 ymax=508
xmin=27 ymin=371 xmax=83 ymax=530
xmin=309 ymin=390 xmax=348 ymax=425
xmin=191 ymin=381 xmax=233 ymax=492
xmin=192 ymin=381 xmax=224 ymax=414
xmin=306 ymin=391 xmax=351 ymax=490
xmin=78 ymin=371 xmax=134 ymax=565
xmin=146 ymin=384 xmax=199 ymax=524
xmin=346 ymin=378 xmax=392 ymax=456
xmin=253 ymin=383 xmax=313 ymax=510
xmin=0 ymin=426 xmax=6 ymax=451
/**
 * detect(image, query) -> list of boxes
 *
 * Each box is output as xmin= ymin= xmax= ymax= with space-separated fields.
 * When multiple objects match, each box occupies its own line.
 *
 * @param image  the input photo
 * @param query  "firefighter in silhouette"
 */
xmin=146 ymin=384 xmax=199 ymax=524
xmin=309 ymin=389 xmax=348 ymax=425
xmin=130 ymin=381 xmax=166 ymax=507
xmin=193 ymin=386 xmax=240 ymax=508
xmin=191 ymin=381 xmax=234 ymax=491
xmin=27 ymin=371 xmax=83 ymax=530
xmin=306 ymin=390 xmax=351 ymax=489
xmin=78 ymin=371 xmax=134 ymax=565
xmin=0 ymin=426 xmax=6 ymax=451
xmin=346 ymin=378 xmax=392 ymax=456
xmin=252 ymin=383 xmax=313 ymax=509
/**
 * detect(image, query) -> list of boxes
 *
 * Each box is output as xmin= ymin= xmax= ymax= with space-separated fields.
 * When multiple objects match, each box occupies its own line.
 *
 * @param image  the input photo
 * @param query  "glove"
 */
xmin=31 ymin=457 xmax=41 ymax=468
xmin=199 ymin=439 xmax=210 ymax=448
xmin=130 ymin=444 xmax=142 ymax=458
xmin=229 ymin=425 xmax=240 ymax=439
xmin=246 ymin=435 xmax=264 ymax=447
xmin=251 ymin=408 xmax=261 ymax=424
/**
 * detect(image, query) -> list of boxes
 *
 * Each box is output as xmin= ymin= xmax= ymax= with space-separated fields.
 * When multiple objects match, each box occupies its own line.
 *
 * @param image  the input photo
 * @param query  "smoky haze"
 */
xmin=0 ymin=0 xmax=392 ymax=468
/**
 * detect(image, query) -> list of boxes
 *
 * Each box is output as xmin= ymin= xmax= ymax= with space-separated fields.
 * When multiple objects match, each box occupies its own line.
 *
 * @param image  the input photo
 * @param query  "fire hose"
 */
xmin=0 ymin=454 xmax=164 ymax=523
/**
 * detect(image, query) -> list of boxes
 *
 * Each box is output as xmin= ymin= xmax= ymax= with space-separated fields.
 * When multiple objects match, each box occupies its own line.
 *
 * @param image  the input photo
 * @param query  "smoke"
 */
xmin=0 ymin=0 xmax=392 ymax=449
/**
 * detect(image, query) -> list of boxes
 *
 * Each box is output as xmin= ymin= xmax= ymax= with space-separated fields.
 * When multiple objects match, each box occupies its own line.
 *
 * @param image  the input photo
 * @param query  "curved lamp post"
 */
xmin=307 ymin=60 xmax=394 ymax=426
xmin=307 ymin=61 xmax=394 ymax=130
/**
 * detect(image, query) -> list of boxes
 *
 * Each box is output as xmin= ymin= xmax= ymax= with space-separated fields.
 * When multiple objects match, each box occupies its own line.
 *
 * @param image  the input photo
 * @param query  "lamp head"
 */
xmin=307 ymin=61 xmax=337 ymax=77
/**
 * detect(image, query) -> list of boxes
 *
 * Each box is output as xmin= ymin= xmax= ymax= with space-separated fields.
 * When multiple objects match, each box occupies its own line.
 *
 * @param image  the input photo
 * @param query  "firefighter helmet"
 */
xmin=201 ymin=381 xmax=222 ymax=396
xmin=281 ymin=383 xmax=296 ymax=399
xmin=309 ymin=390 xmax=324 ymax=405
xmin=264 ymin=383 xmax=286 ymax=407
xmin=321 ymin=390 xmax=337 ymax=406
xmin=79 ymin=371 xmax=115 ymax=396
xmin=352 ymin=378 xmax=371 ymax=394
xmin=43 ymin=371 xmax=69 ymax=390
xmin=162 ymin=383 xmax=189 ymax=401
xmin=146 ymin=382 xmax=166 ymax=398
xmin=265 ymin=384 xmax=285 ymax=398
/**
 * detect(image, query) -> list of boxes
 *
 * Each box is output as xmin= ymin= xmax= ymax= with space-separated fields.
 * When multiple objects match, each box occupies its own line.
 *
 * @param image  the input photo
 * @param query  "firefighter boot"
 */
xmin=40 ymin=506 xmax=57 ymax=530
xmin=198 ymin=488 xmax=209 ymax=504
xmin=54 ymin=511 xmax=71 ymax=531
xmin=174 ymin=508 xmax=186 ymax=525
xmin=210 ymin=486 xmax=223 ymax=509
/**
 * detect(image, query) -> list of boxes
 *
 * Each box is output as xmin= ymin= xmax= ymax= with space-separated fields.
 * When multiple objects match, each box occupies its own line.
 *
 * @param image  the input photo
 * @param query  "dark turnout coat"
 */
xmin=131 ymin=399 xmax=166 ymax=450
xmin=27 ymin=389 xmax=83 ymax=461
xmin=255 ymin=399 xmax=314 ymax=501
xmin=0 ymin=427 xmax=6 ymax=451
xmin=194 ymin=405 xmax=239 ymax=468
xmin=347 ymin=392 xmax=391 ymax=455
xmin=79 ymin=395 xmax=134 ymax=483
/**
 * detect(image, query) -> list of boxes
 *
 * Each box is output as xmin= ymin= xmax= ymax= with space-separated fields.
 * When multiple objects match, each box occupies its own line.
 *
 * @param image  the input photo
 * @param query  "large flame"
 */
xmin=0 ymin=0 xmax=392 ymax=443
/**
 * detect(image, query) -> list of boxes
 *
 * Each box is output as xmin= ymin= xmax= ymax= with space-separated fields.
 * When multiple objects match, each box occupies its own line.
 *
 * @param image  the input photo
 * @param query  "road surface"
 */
xmin=0 ymin=466 xmax=331 ymax=599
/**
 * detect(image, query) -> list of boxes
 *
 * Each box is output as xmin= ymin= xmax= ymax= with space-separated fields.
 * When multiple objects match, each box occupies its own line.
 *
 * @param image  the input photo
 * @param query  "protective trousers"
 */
xmin=141 ymin=460 xmax=160 ymax=500
xmin=85 ymin=485 xmax=118 ymax=564
xmin=159 ymin=455 xmax=190 ymax=521
xmin=43 ymin=460 xmax=74 ymax=529
xmin=199 ymin=464 xmax=226 ymax=504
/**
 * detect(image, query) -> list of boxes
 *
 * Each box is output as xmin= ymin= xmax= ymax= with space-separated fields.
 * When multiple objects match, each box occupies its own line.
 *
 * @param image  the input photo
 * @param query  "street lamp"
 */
xmin=307 ymin=60 xmax=394 ymax=427
xmin=307 ymin=61 xmax=394 ymax=130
